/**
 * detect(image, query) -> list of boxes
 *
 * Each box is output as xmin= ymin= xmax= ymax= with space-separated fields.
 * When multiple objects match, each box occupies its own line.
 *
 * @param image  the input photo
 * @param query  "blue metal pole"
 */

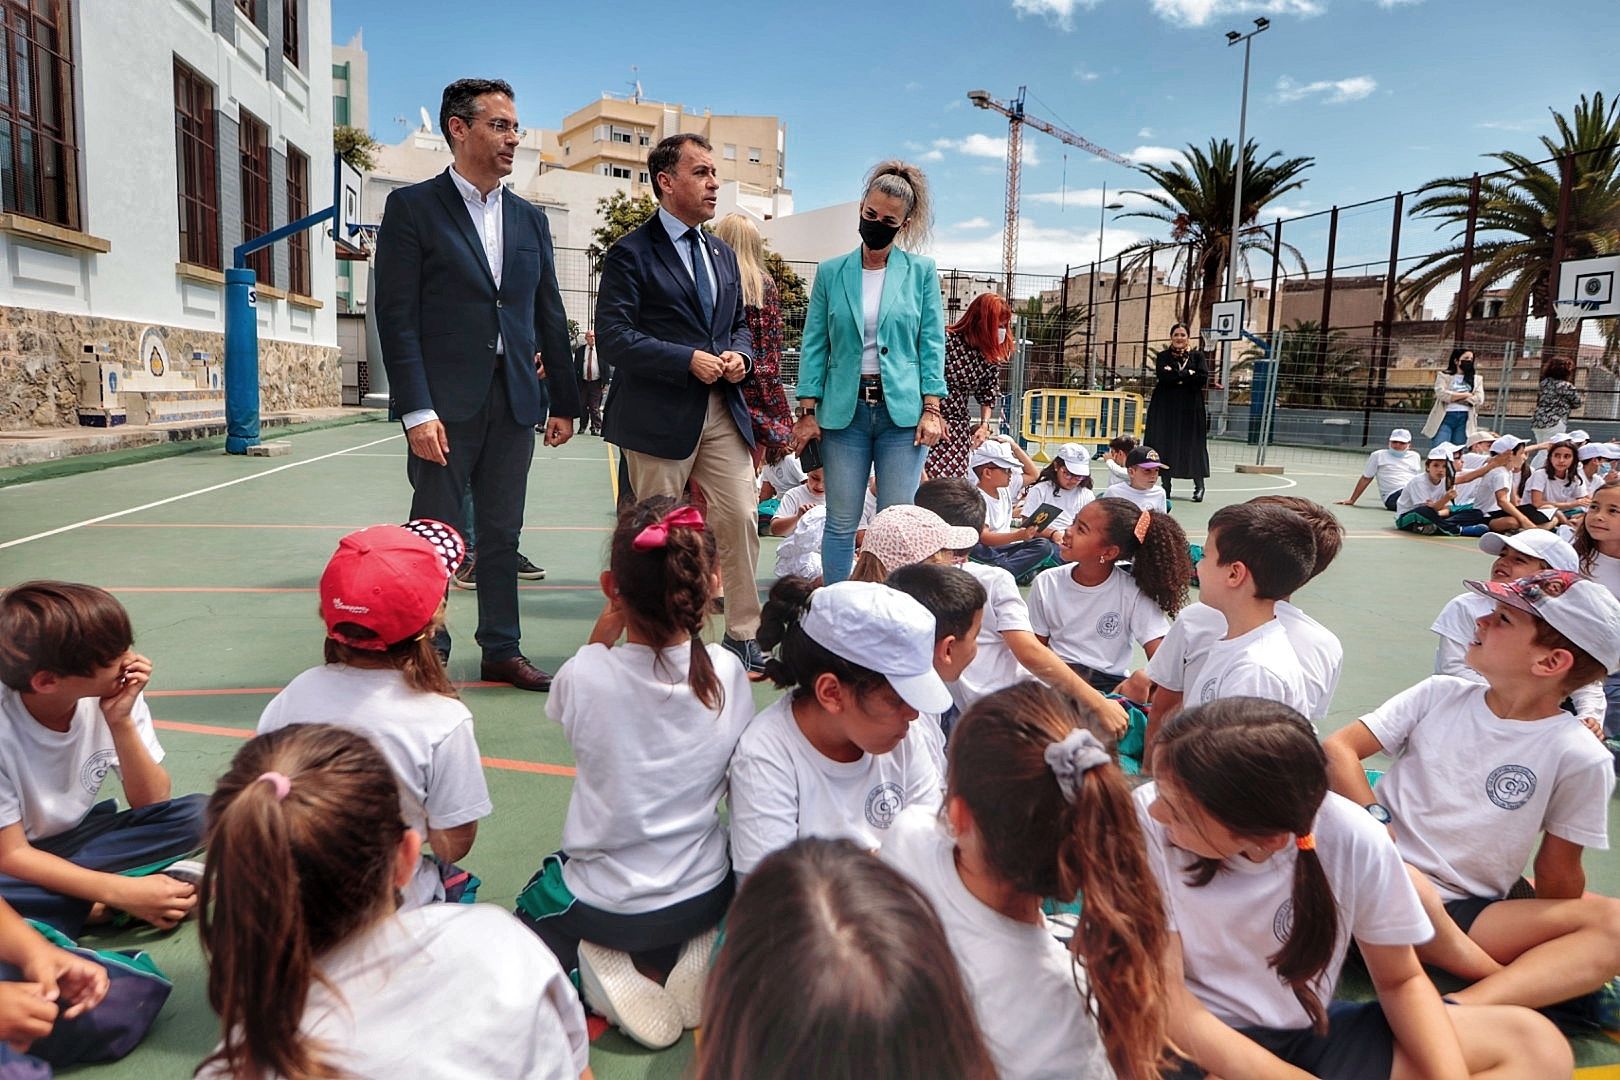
xmin=224 ymin=268 xmax=260 ymax=454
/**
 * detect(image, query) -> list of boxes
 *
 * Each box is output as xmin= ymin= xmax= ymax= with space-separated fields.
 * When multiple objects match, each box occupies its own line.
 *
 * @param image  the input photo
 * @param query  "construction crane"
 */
xmin=967 ymin=87 xmax=1132 ymax=295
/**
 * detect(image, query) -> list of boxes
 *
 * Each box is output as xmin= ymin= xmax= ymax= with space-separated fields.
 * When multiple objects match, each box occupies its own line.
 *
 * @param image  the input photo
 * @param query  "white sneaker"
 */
xmin=663 ymin=926 xmax=720 ymax=1029
xmin=162 ymin=858 xmax=206 ymax=887
xmin=576 ymin=941 xmax=683 ymax=1050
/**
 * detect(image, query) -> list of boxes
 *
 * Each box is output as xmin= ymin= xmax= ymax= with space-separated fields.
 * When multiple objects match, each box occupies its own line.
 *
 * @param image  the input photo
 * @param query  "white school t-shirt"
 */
xmin=727 ymin=694 xmax=942 ymax=875
xmin=549 ymin=642 xmax=753 ymax=913
xmin=760 ymin=453 xmax=805 ymax=495
xmin=1148 ymin=602 xmax=1341 ymax=723
xmin=1362 ymin=448 xmax=1422 ymax=501
xmin=1523 ymin=469 xmax=1587 ymax=506
xmin=1429 ymin=592 xmax=1493 ymax=682
xmin=773 ymin=482 xmax=825 ymax=522
xmin=1363 ymin=675 xmax=1614 ymax=900
xmin=1102 ymin=481 xmax=1167 ymax=513
xmin=0 ymin=686 xmax=165 ymax=841
xmin=1136 ymin=785 xmax=1431 ymax=1032
xmin=1183 ymin=619 xmax=1311 ymax=715
xmin=1589 ymin=551 xmax=1620 ymax=599
xmin=776 ymin=504 xmax=828 ymax=580
xmin=950 ymin=562 xmax=1033 ymax=710
xmin=258 ymin=666 xmax=493 ymax=910
xmin=880 ymin=808 xmax=1114 ymax=1080
xmin=1018 ymin=479 xmax=1095 ymax=532
xmin=1027 ymin=565 xmax=1169 ymax=677
xmin=196 ymin=904 xmax=589 ymax=1080
xmin=1395 ymin=472 xmax=1449 ymax=515
xmin=980 ymin=474 xmax=1027 ymax=532
xmin=1472 ymin=466 xmax=1514 ymax=514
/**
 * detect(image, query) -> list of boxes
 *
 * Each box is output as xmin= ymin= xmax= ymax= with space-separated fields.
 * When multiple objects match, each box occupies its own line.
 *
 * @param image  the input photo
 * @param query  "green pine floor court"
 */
xmin=0 ymin=417 xmax=1618 ymax=1079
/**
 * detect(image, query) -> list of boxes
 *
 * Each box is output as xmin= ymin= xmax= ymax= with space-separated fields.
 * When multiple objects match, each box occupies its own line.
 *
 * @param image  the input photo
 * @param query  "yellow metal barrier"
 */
xmin=1020 ymin=389 xmax=1145 ymax=461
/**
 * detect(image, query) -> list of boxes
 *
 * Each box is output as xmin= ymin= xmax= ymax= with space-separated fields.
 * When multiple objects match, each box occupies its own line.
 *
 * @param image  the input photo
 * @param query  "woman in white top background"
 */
xmin=1421 ymin=348 xmax=1486 ymax=451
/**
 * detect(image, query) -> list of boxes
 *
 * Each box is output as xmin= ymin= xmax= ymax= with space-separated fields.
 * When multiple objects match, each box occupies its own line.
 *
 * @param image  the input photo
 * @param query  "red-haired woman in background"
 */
xmin=927 ymin=293 xmax=1015 ymax=479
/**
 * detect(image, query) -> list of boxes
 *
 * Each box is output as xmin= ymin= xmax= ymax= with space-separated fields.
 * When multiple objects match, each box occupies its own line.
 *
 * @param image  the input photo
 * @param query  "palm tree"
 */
xmin=1115 ymin=138 xmax=1314 ymax=329
xmin=1400 ymin=93 xmax=1620 ymax=355
xmin=1232 ymin=320 xmax=1366 ymax=408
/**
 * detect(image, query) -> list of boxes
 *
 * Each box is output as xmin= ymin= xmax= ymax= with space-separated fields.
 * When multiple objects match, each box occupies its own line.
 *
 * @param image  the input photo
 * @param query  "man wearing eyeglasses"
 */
xmin=375 ymin=77 xmax=580 ymax=691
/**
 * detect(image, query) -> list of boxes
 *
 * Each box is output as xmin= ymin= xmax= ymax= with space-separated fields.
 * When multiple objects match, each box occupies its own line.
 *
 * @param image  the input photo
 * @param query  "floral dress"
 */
xmin=926 ymin=330 xmax=1002 ymax=478
xmin=1531 ymin=377 xmax=1582 ymax=431
xmin=738 ymin=276 xmax=793 ymax=454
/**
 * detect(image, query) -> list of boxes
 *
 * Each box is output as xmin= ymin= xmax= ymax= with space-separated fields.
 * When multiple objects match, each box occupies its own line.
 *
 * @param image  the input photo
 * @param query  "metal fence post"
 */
xmin=1009 ymin=315 xmax=1028 ymax=447
xmin=1256 ymin=330 xmax=1283 ymax=468
xmin=1492 ymin=342 xmax=1513 ymax=433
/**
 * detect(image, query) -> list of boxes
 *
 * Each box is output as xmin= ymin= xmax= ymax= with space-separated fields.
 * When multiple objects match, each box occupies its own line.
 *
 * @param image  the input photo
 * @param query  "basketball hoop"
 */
xmin=337 ymin=223 xmax=378 ymax=262
xmin=1200 ymin=328 xmax=1222 ymax=353
xmin=1554 ymin=299 xmax=1597 ymax=338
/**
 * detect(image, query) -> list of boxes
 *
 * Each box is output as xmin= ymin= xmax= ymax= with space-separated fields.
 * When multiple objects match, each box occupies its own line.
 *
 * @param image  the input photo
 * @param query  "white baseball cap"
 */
xmin=1547 ymin=432 xmax=1573 ymax=445
xmin=860 ymin=506 xmax=981 ymax=574
xmin=1477 ymin=531 xmax=1579 ymax=572
xmin=798 ymin=581 xmax=953 ymax=713
xmin=1426 ymin=443 xmax=1456 ymax=461
xmin=1389 ymin=428 xmax=1413 ymax=443
xmin=969 ymin=440 xmax=1019 ymax=471
xmin=1578 ymin=443 xmax=1620 ymax=462
xmin=1465 ymin=570 xmax=1620 ymax=672
xmin=1567 ymin=429 xmax=1591 ymax=442
xmin=1053 ymin=442 xmax=1092 ymax=472
xmin=1490 ymin=434 xmax=1527 ymax=455
xmin=1467 ymin=430 xmax=1495 ymax=444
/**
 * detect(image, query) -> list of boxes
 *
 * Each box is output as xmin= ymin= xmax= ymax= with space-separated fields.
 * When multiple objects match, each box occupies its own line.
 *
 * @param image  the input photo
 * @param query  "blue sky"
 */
xmin=337 ymin=0 xmax=1617 ymax=278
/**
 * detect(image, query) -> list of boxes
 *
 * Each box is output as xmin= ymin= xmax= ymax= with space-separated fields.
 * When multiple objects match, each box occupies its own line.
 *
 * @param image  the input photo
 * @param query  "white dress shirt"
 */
xmin=402 ymin=166 xmax=507 ymax=432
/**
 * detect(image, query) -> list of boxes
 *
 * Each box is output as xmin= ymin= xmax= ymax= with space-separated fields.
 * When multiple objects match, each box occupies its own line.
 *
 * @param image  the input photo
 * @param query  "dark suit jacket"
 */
xmin=374 ymin=170 xmax=579 ymax=427
xmin=596 ymin=216 xmax=754 ymax=459
xmin=573 ymin=342 xmax=612 ymax=384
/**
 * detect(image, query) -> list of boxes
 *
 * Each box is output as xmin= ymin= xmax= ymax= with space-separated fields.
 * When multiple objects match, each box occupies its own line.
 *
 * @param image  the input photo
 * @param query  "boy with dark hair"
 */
xmin=885 ymin=563 xmax=987 ymax=779
xmin=967 ymin=437 xmax=1058 ymax=585
xmin=0 ymin=582 xmax=204 ymax=936
xmin=1325 ymin=570 xmax=1620 ymax=1015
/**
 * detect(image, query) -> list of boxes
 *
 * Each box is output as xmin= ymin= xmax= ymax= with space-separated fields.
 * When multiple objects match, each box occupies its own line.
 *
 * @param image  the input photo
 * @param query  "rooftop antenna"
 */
xmin=628 ymin=66 xmax=643 ymax=103
xmin=418 ymin=106 xmax=433 ymax=133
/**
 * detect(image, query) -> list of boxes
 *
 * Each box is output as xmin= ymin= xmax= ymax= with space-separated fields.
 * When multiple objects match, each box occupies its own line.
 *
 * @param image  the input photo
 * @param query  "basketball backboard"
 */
xmin=1209 ymin=299 xmax=1246 ymax=342
xmin=1556 ymin=255 xmax=1620 ymax=319
xmin=333 ymin=155 xmax=365 ymax=258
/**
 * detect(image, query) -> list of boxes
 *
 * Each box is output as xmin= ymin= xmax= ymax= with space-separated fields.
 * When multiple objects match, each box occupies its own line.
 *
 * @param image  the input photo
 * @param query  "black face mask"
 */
xmin=1460 ymin=359 xmax=1476 ymax=379
xmin=859 ymin=215 xmax=902 ymax=252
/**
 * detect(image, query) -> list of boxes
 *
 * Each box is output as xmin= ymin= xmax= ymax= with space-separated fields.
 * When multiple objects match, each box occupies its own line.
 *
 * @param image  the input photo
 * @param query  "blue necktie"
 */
xmin=684 ymin=229 xmax=714 ymax=321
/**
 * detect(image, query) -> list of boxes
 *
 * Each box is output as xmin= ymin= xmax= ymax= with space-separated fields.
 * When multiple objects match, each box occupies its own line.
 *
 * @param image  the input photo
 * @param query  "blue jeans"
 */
xmin=819 ymin=402 xmax=928 ymax=584
xmin=1433 ymin=411 xmax=1470 ymax=450
xmin=970 ymin=538 xmax=1059 ymax=582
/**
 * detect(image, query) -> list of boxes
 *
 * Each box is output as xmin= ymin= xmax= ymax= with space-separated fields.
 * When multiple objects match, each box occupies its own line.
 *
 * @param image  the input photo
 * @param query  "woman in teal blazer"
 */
xmin=790 ymin=161 xmax=948 ymax=583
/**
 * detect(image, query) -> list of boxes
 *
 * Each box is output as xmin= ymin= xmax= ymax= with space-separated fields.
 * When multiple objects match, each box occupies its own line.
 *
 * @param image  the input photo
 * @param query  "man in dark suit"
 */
xmin=597 ymin=134 xmax=764 ymax=671
xmin=375 ymin=77 xmax=580 ymax=691
xmin=572 ymin=330 xmax=609 ymax=436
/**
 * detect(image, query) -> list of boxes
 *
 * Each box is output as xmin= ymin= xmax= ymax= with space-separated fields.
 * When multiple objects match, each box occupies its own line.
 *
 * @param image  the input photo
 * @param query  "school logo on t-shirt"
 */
xmin=1096 ymin=612 xmax=1124 ymax=639
xmin=865 ymin=782 xmax=904 ymax=829
xmin=1485 ymin=764 xmax=1537 ymax=811
xmin=80 ymin=749 xmax=117 ymax=795
xmin=1199 ymin=676 xmax=1220 ymax=703
xmin=1272 ymin=899 xmax=1294 ymax=944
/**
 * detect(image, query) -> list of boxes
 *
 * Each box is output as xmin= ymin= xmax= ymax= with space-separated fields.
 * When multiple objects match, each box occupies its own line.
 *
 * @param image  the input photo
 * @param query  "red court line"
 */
xmin=106 ymin=585 xmax=596 ymax=593
xmin=86 ymin=523 xmax=612 ymax=532
xmin=152 ymin=719 xmax=576 ymax=777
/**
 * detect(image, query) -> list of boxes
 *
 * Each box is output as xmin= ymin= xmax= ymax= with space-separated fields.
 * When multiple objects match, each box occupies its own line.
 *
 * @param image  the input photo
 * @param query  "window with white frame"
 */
xmin=723 ymin=143 xmax=736 ymax=160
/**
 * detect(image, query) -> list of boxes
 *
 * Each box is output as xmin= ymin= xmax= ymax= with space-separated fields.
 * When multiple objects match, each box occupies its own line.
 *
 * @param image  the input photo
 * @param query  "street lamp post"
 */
xmin=1218 ymin=15 xmax=1269 ymax=425
xmin=1094 ymin=186 xmax=1124 ymax=389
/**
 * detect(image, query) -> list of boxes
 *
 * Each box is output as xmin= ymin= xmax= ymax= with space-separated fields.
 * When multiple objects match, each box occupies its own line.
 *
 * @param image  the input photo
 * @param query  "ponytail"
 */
xmin=198 ymin=725 xmax=406 ymax=1080
xmin=326 ymin=627 xmax=456 ymax=698
xmin=950 ymin=683 xmax=1171 ymax=1078
xmin=1273 ymin=840 xmax=1339 ymax=1033
xmin=610 ymin=496 xmax=724 ymax=711
xmin=1093 ymin=500 xmax=1191 ymax=616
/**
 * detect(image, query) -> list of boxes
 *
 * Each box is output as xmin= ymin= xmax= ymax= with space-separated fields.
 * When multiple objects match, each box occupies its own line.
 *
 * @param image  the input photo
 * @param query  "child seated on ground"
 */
xmin=1579 ymin=441 xmax=1620 ymax=492
xmin=728 ymin=579 xmax=950 ymax=876
xmin=1473 ymin=435 xmax=1548 ymax=534
xmin=1576 ymin=482 xmax=1620 ymax=756
xmin=0 ymin=582 xmax=204 ymax=937
xmin=196 ymin=724 xmax=589 ymax=1080
xmin=1394 ymin=445 xmax=1463 ymax=533
xmin=882 ymin=682 xmax=1171 ymax=1080
xmin=1145 ymin=698 xmax=1571 ymax=1079
xmin=968 ymin=436 xmax=1058 ymax=584
xmin=1027 ymin=501 xmax=1190 ymax=695
xmin=1017 ymin=442 xmax=1095 ymax=540
xmin=850 ymin=504 xmax=980 ymax=583
xmin=1103 ymin=446 xmax=1170 ymax=513
xmin=1526 ymin=438 xmax=1589 ymax=523
xmin=1336 ymin=427 xmax=1421 ymax=511
xmin=693 ymin=838 xmax=997 ymax=1080
xmin=514 ymin=498 xmax=754 ymax=1050
xmin=913 ymin=479 xmax=1134 ymax=740
xmin=258 ymin=521 xmax=491 ymax=909
xmin=884 ymin=562 xmax=986 ymax=780
xmin=1104 ymin=435 xmax=1137 ymax=486
xmin=1143 ymin=496 xmax=1344 ymax=751
xmin=1325 ymin=570 xmax=1620 ymax=1018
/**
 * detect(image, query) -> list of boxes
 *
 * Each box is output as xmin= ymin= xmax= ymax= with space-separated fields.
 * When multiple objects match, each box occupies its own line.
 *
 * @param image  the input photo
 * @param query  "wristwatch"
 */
xmin=1365 ymin=802 xmax=1393 ymax=825
xmin=796 ymin=404 xmax=816 ymax=420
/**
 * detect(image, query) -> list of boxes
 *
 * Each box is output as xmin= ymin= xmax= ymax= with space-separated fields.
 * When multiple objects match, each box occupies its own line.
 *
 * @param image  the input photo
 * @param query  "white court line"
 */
xmin=340 ymin=452 xmax=610 ymax=462
xmin=0 ymin=433 xmax=404 ymax=551
xmin=1197 ymin=476 xmax=1299 ymax=493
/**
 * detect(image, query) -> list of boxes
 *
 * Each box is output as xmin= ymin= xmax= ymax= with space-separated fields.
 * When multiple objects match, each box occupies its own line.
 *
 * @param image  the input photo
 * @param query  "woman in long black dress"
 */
xmin=1143 ymin=322 xmax=1210 ymax=501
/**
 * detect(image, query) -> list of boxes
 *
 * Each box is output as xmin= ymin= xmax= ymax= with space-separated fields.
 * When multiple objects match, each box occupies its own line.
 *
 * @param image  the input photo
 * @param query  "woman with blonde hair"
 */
xmin=792 ymin=160 xmax=947 ymax=584
xmin=713 ymin=214 xmax=793 ymax=463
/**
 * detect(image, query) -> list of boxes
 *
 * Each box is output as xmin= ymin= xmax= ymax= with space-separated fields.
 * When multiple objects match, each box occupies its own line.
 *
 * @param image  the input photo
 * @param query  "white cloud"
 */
xmin=1138 ymin=127 xmax=1154 ymax=138
xmin=1274 ymin=74 xmax=1377 ymax=104
xmin=933 ymin=133 xmax=1040 ymax=166
xmin=1376 ymin=0 xmax=1422 ymax=7
xmin=1025 ymin=187 xmax=1160 ymax=212
xmin=1074 ymin=66 xmax=1101 ymax=82
xmin=1148 ymin=0 xmax=1323 ymax=28
xmin=1475 ymin=118 xmax=1537 ymax=132
xmin=920 ymin=149 xmax=945 ymax=162
xmin=1126 ymin=145 xmax=1187 ymax=167
xmin=1009 ymin=0 xmax=1098 ymax=30
xmin=929 ymin=217 xmax=1151 ymax=276
xmin=953 ymin=217 xmax=994 ymax=230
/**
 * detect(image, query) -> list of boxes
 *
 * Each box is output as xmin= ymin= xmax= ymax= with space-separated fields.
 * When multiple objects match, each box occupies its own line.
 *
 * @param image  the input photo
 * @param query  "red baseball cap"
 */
xmin=319 ymin=520 xmax=464 ymax=650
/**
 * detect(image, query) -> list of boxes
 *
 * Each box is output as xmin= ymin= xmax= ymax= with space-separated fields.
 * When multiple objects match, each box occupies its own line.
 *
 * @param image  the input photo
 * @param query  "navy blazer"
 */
xmin=374 ymin=171 xmax=579 ymax=427
xmin=595 ymin=216 xmax=754 ymax=460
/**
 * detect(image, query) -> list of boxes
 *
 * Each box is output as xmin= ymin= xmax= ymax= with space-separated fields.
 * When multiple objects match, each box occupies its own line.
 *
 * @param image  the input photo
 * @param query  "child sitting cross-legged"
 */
xmin=196 ymin=724 xmax=589 ymax=1080
xmin=515 ymin=498 xmax=755 ymax=1050
xmin=1324 ymin=569 xmax=1620 ymax=1019
xmin=1103 ymin=446 xmax=1170 ymax=513
xmin=258 ymin=520 xmax=491 ymax=909
xmin=1017 ymin=442 xmax=1096 ymax=540
xmin=0 ymin=582 xmax=205 ymax=937
xmin=968 ymin=436 xmax=1059 ymax=585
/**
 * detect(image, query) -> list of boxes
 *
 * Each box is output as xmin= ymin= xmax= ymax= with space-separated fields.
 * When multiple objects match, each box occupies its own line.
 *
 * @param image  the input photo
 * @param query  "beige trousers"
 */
xmin=624 ymin=390 xmax=762 ymax=639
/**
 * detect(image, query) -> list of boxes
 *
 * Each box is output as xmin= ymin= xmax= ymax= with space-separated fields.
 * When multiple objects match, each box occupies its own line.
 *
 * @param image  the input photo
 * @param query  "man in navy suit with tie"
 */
xmin=596 ymin=134 xmax=764 ymax=672
xmin=375 ymin=78 xmax=580 ymax=691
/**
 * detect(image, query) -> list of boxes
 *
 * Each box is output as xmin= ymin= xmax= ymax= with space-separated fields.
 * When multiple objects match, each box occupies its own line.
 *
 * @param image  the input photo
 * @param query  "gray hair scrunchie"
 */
xmin=1043 ymin=729 xmax=1111 ymax=804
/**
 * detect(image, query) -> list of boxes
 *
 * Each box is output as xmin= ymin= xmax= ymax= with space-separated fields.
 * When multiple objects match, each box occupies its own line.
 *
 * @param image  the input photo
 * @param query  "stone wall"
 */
xmin=0 ymin=305 xmax=340 ymax=430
